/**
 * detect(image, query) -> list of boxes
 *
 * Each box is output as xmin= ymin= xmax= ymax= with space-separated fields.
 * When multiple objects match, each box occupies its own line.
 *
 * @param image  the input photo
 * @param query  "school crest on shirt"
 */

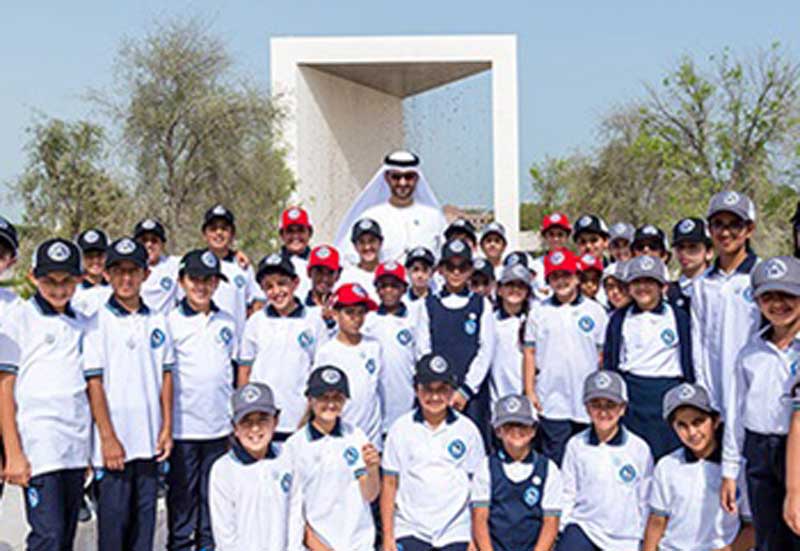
xmin=234 ymin=275 xmax=246 ymax=289
xmin=618 ymin=463 xmax=637 ymax=484
xmin=660 ymin=328 xmax=677 ymax=347
xmin=447 ymin=439 xmax=466 ymax=460
xmin=464 ymin=313 xmax=478 ymax=336
xmin=523 ymin=485 xmax=541 ymax=508
xmin=343 ymin=446 xmax=360 ymax=466
xmin=396 ymin=328 xmax=413 ymax=346
xmin=742 ymin=287 xmax=754 ymax=303
xmin=578 ymin=315 xmax=595 ymax=333
xmin=150 ymin=328 xmax=166 ymax=349
xmin=297 ymin=330 xmax=315 ymax=349
xmin=160 ymin=277 xmax=173 ymax=291
xmin=280 ymin=472 xmax=292 ymax=493
xmin=219 ymin=326 xmax=234 ymax=346
xmin=365 ymin=358 xmax=377 ymax=374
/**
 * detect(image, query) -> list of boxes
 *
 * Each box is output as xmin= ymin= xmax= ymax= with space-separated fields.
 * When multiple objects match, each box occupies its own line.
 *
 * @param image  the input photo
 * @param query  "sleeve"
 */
xmin=722 ymin=350 xmax=747 ymax=479
xmin=637 ymin=448 xmax=655 ymax=531
xmin=522 ymin=306 xmax=537 ymax=348
xmin=381 ymin=424 xmax=402 ymax=476
xmin=237 ymin=318 xmax=258 ymax=366
xmin=648 ymin=460 xmax=671 ymax=517
xmin=0 ymin=309 xmax=21 ymax=375
xmin=463 ymin=298 xmax=496 ymax=396
xmin=209 ymin=461 xmax=238 ymax=550
xmin=541 ymin=460 xmax=564 ymax=517
xmin=245 ymin=266 xmax=265 ymax=304
xmin=377 ymin=342 xmax=389 ymax=435
xmin=82 ymin=314 xmax=106 ymax=379
xmin=465 ymin=424 xmax=487 ymax=476
xmin=690 ymin=278 xmax=713 ymax=401
xmin=413 ymin=299 xmax=432 ymax=358
xmin=161 ymin=319 xmax=176 ymax=372
xmin=469 ymin=457 xmax=491 ymax=508
xmin=559 ymin=439 xmax=578 ymax=525
xmin=283 ymin=442 xmax=305 ymax=551
xmin=351 ymin=428 xmax=370 ymax=479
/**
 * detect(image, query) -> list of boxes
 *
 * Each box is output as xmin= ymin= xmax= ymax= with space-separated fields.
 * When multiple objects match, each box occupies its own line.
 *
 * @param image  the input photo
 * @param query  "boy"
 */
xmin=72 ymin=228 xmax=111 ymax=316
xmin=523 ymin=248 xmax=608 ymax=465
xmin=84 ymin=237 xmax=175 ymax=551
xmin=363 ymin=261 xmax=418 ymax=434
xmin=631 ymin=224 xmax=671 ymax=262
xmin=201 ymin=204 xmax=264 ymax=339
xmin=304 ymin=244 xmax=341 ymax=330
xmin=416 ymin=239 xmax=496 ymax=450
xmin=444 ymin=218 xmax=478 ymax=251
xmin=404 ymin=246 xmax=435 ymax=302
xmin=479 ymin=221 xmax=507 ymax=279
xmin=668 ymin=217 xmax=713 ymax=312
xmin=0 ymin=238 xmax=90 ymax=549
xmin=557 ymin=370 xmax=653 ymax=551
xmin=166 ymin=249 xmax=238 ymax=550
xmin=608 ymin=222 xmax=635 ymax=262
xmin=469 ymin=257 xmax=496 ymax=300
xmin=532 ymin=213 xmax=572 ymax=296
xmin=314 ymin=283 xmax=383 ymax=448
xmin=578 ymin=253 xmax=605 ymax=304
xmin=604 ymin=255 xmax=694 ymax=459
xmin=134 ymin=218 xmax=182 ymax=314
xmin=237 ymin=253 xmax=327 ymax=442
xmin=209 ymin=382 xmax=300 ymax=550
xmin=471 ymin=394 xmax=562 ymax=551
xmin=340 ymin=218 xmax=383 ymax=302
xmin=381 ymin=354 xmax=485 ymax=551
xmin=0 ymin=216 xmax=18 ymax=502
xmin=722 ymin=256 xmax=800 ymax=549
xmin=279 ymin=206 xmax=314 ymax=299
xmin=573 ymin=214 xmax=610 ymax=263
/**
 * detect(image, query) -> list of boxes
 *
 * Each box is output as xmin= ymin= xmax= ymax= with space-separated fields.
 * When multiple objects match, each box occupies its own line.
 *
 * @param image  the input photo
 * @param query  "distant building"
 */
xmin=443 ymin=205 xmax=494 ymax=228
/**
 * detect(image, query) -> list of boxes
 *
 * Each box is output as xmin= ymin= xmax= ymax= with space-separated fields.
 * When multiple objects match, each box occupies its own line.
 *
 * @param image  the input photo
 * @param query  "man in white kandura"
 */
xmin=335 ymin=150 xmax=447 ymax=266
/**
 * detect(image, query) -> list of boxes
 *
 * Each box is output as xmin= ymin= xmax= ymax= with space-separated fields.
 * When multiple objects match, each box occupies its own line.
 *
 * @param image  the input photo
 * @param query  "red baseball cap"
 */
xmin=331 ymin=283 xmax=378 ymax=311
xmin=541 ymin=212 xmax=572 ymax=234
xmin=280 ymin=207 xmax=312 ymax=230
xmin=578 ymin=253 xmax=604 ymax=273
xmin=374 ymin=261 xmax=407 ymax=285
xmin=307 ymin=245 xmax=340 ymax=275
xmin=544 ymin=248 xmax=579 ymax=279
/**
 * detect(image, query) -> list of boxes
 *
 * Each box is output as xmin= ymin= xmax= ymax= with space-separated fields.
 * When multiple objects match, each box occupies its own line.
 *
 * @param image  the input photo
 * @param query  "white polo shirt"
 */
xmin=722 ymin=327 xmax=799 ymax=479
xmin=650 ymin=446 xmax=739 ymax=551
xmin=363 ymin=304 xmax=418 ymax=433
xmin=560 ymin=427 xmax=653 ymax=551
xmin=383 ymin=409 xmax=485 ymax=547
xmin=523 ymin=295 xmax=607 ymax=422
xmin=84 ymin=296 xmax=175 ymax=466
xmin=214 ymin=252 xmax=265 ymax=341
xmin=0 ymin=295 xmax=92 ymax=477
xmin=283 ymin=247 xmax=311 ymax=301
xmin=209 ymin=442 xmax=302 ymax=551
xmin=314 ymin=337 xmax=383 ymax=448
xmin=238 ymin=301 xmax=327 ymax=434
xmin=167 ymin=299 xmax=238 ymax=440
xmin=339 ymin=265 xmax=379 ymax=303
xmin=489 ymin=307 xmax=527 ymax=411
xmin=71 ymin=281 xmax=112 ymax=317
xmin=141 ymin=254 xmax=181 ymax=314
xmin=284 ymin=420 xmax=375 ymax=550
xmin=619 ymin=302 xmax=683 ymax=378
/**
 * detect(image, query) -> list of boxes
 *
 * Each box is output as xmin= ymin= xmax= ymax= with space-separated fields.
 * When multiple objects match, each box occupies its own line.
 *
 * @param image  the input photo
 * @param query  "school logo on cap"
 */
xmin=384 ymin=261 xmax=398 ymax=271
xmin=578 ymin=316 xmax=595 ymax=333
xmin=579 ymin=215 xmax=592 ymax=228
xmin=201 ymin=251 xmax=217 ymax=268
xmin=359 ymin=219 xmax=374 ymax=230
xmin=343 ymin=447 xmax=359 ymax=466
xmin=241 ymin=384 xmax=261 ymax=403
xmin=523 ymin=486 xmax=540 ymax=508
xmin=448 ymin=439 xmax=466 ymax=460
xmin=474 ymin=259 xmax=486 ymax=270
xmin=660 ymin=328 xmax=677 ymax=347
xmin=219 ymin=326 xmax=233 ymax=346
xmin=594 ymin=372 xmax=612 ymax=389
xmin=142 ymin=219 xmax=157 ymax=230
xmin=288 ymin=208 xmax=301 ymax=220
xmin=550 ymin=251 xmax=565 ymax=265
xmin=581 ymin=254 xmax=596 ymax=265
xmin=504 ymin=396 xmax=522 ymax=413
xmin=316 ymin=246 xmax=331 ymax=259
xmin=550 ymin=213 xmax=562 ymax=223
xmin=0 ymin=218 xmax=8 ymax=229
xmin=234 ymin=275 xmax=246 ymax=288
xmin=724 ymin=191 xmax=741 ymax=206
xmin=642 ymin=225 xmax=658 ymax=236
xmin=212 ymin=205 xmax=227 ymax=216
xmin=297 ymin=330 xmax=315 ymax=349
xmin=678 ymin=219 xmax=696 ymax=234
xmin=397 ymin=329 xmax=413 ymax=346
xmin=678 ymin=384 xmax=696 ymax=400
xmin=352 ymin=284 xmax=367 ymax=298
xmin=411 ymin=247 xmax=426 ymax=257
xmin=464 ymin=319 xmax=478 ymax=335
xmin=429 ymin=355 xmax=448 ymax=374
xmin=612 ymin=222 xmax=627 ymax=234
xmin=365 ymin=358 xmax=376 ymax=374
xmin=150 ymin=328 xmax=166 ymax=349
xmin=449 ymin=240 xmax=466 ymax=253
xmin=115 ymin=238 xmax=136 ymax=255
xmin=265 ymin=253 xmax=282 ymax=265
xmin=84 ymin=230 xmax=100 ymax=243
xmin=619 ymin=464 xmax=637 ymax=483
xmin=765 ymin=258 xmax=788 ymax=280
xmin=639 ymin=256 xmax=655 ymax=271
xmin=27 ymin=487 xmax=40 ymax=509
xmin=160 ymin=277 xmax=173 ymax=291
xmin=506 ymin=254 xmax=520 ymax=266
xmin=321 ymin=368 xmax=341 ymax=384
xmin=47 ymin=241 xmax=71 ymax=262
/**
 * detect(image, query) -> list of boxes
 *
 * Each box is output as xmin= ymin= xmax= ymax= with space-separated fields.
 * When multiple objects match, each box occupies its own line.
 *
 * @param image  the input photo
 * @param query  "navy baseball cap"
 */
xmin=105 ymin=237 xmax=148 ymax=269
xmin=444 ymin=218 xmax=477 ymax=242
xmin=179 ymin=249 xmax=228 ymax=282
xmin=573 ymin=214 xmax=610 ymax=240
xmin=414 ymin=354 xmax=459 ymax=387
xmin=672 ymin=218 xmax=711 ymax=246
xmin=0 ymin=217 xmax=19 ymax=254
xmin=405 ymin=246 xmax=435 ymax=268
xmin=441 ymin=239 xmax=472 ymax=263
xmin=32 ymin=238 xmax=82 ymax=278
xmin=203 ymin=204 xmax=235 ymax=230
xmin=351 ymin=218 xmax=383 ymax=243
xmin=77 ymin=228 xmax=109 ymax=254
xmin=134 ymin=218 xmax=167 ymax=242
xmin=306 ymin=366 xmax=350 ymax=398
xmin=256 ymin=252 xmax=297 ymax=283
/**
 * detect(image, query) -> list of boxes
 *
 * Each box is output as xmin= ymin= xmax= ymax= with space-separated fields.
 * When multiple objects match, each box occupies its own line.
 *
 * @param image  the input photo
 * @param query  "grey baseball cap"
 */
xmin=662 ymin=383 xmax=716 ymax=421
xmin=499 ymin=263 xmax=532 ymax=287
xmin=602 ymin=261 xmax=630 ymax=284
xmin=492 ymin=394 xmax=538 ymax=428
xmin=751 ymin=256 xmax=800 ymax=299
xmin=707 ymin=190 xmax=757 ymax=223
xmin=583 ymin=370 xmax=628 ymax=404
xmin=231 ymin=382 xmax=279 ymax=424
xmin=626 ymin=255 xmax=668 ymax=285
xmin=609 ymin=222 xmax=635 ymax=244
xmin=480 ymin=221 xmax=507 ymax=243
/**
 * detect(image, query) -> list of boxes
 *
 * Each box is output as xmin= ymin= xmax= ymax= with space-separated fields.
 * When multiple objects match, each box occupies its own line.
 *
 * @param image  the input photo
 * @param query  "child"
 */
xmin=643 ymin=383 xmax=739 ymax=551
xmin=72 ymin=228 xmax=111 ymax=316
xmin=208 ymin=382 xmax=300 ymax=550
xmin=237 ymin=253 xmax=327 ymax=442
xmin=722 ymin=256 xmax=800 ymax=549
xmin=416 ymin=239 xmax=496 ymax=450
xmin=404 ymin=246 xmax=435 ymax=302
xmin=668 ymin=217 xmax=713 ymax=312
xmin=489 ymin=264 xmax=532 ymax=410
xmin=340 ymin=218 xmax=383 ymax=302
xmin=471 ymin=394 xmax=562 ymax=551
xmin=444 ymin=218 xmax=478 ymax=251
xmin=523 ymin=248 xmax=607 ymax=465
xmin=134 ymin=218 xmax=182 ymax=314
xmin=285 ymin=366 xmax=380 ymax=550
xmin=469 ymin=257 xmax=497 ymax=300
xmin=0 ymin=238 xmax=90 ymax=549
xmin=604 ymin=255 xmax=694 ymax=459
xmin=0 ymin=216 xmax=18 ymax=503
xmin=557 ymin=370 xmax=653 ymax=551
xmin=314 ymin=283 xmax=383 ymax=448
xmin=608 ymin=222 xmax=635 ymax=262
xmin=381 ymin=354 xmax=485 ymax=551
xmin=532 ymin=213 xmax=572 ymax=297
xmin=201 ymin=204 xmax=264 ymax=339
xmin=362 ymin=262 xmax=418 ymax=434
xmin=578 ymin=253 xmax=605 ymax=304
xmin=165 ymin=249 xmax=238 ymax=550
xmin=602 ymin=261 xmax=631 ymax=311
xmin=84 ymin=237 xmax=175 ymax=551
xmin=573 ymin=214 xmax=609 ymax=262
xmin=304 ymin=244 xmax=341 ymax=330
xmin=631 ymin=224 xmax=671 ymax=263
xmin=279 ymin=206 xmax=314 ymax=299
xmin=479 ymin=221 xmax=507 ymax=279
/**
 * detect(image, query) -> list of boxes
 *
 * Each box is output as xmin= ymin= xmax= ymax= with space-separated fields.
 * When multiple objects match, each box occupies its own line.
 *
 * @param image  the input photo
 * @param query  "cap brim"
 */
xmin=491 ymin=413 xmax=537 ymax=429
xmin=707 ymin=206 xmax=751 ymax=222
xmin=233 ymin=404 xmax=279 ymax=425
xmin=180 ymin=268 xmax=229 ymax=282
xmin=334 ymin=298 xmax=378 ymax=311
xmin=413 ymin=373 xmax=458 ymax=387
xmin=584 ymin=390 xmax=626 ymax=404
xmin=753 ymin=281 xmax=800 ymax=298
xmin=257 ymin=266 xmax=297 ymax=282
xmin=663 ymin=402 xmax=716 ymax=421
xmin=33 ymin=264 xmax=83 ymax=278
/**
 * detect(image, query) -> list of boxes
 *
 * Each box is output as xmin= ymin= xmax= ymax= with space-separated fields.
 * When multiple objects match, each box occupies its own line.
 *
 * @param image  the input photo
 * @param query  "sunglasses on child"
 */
xmin=708 ymin=219 xmax=748 ymax=234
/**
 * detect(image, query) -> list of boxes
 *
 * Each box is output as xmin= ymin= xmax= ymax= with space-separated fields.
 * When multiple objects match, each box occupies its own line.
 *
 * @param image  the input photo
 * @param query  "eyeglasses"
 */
xmin=708 ymin=219 xmax=748 ymax=234
xmin=388 ymin=171 xmax=418 ymax=182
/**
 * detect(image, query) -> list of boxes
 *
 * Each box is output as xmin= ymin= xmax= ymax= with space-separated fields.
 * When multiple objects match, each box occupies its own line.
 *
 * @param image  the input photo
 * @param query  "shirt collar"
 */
xmin=307 ymin=418 xmax=344 ymax=441
xmin=33 ymin=292 xmax=76 ymax=318
xmin=231 ymin=438 xmax=277 ymax=465
xmin=412 ymin=407 xmax=458 ymax=425
xmin=549 ymin=292 xmax=583 ymax=307
xmin=377 ymin=303 xmax=408 ymax=317
xmin=587 ymin=425 xmax=626 ymax=447
xmin=682 ymin=442 xmax=722 ymax=464
xmin=221 ymin=250 xmax=236 ymax=263
xmin=106 ymin=294 xmax=150 ymax=317
xmin=631 ymin=298 xmax=667 ymax=315
xmin=281 ymin=245 xmax=310 ymax=261
xmin=497 ymin=447 xmax=535 ymax=464
xmin=407 ymin=288 xmax=424 ymax=301
xmin=179 ymin=297 xmax=219 ymax=317
xmin=495 ymin=303 xmax=525 ymax=320
xmin=265 ymin=298 xmax=304 ymax=318
xmin=709 ymin=250 xmax=758 ymax=276
xmin=304 ymin=291 xmax=317 ymax=307
xmin=439 ymin=286 xmax=471 ymax=298
xmin=81 ymin=278 xmax=108 ymax=289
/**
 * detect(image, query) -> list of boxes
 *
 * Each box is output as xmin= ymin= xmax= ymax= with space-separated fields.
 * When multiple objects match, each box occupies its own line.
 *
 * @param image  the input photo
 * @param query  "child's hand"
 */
xmin=101 ymin=434 xmax=126 ymax=471
xmin=720 ymin=477 xmax=738 ymax=514
xmin=526 ymin=391 xmax=543 ymax=412
xmin=382 ymin=540 xmax=398 ymax=551
xmin=4 ymin=451 xmax=31 ymax=487
xmin=156 ymin=428 xmax=173 ymax=462
xmin=235 ymin=250 xmax=251 ymax=269
xmin=450 ymin=392 xmax=468 ymax=411
xmin=785 ymin=491 xmax=800 ymax=535
xmin=362 ymin=443 xmax=380 ymax=470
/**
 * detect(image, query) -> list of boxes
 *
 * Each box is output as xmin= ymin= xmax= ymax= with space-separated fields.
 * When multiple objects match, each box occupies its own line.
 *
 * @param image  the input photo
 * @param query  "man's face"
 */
xmin=384 ymin=170 xmax=418 ymax=203
xmin=280 ymin=224 xmax=312 ymax=254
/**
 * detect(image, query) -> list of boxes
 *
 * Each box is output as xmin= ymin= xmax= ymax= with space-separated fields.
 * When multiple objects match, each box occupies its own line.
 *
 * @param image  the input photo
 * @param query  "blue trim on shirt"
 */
xmin=548 ymin=293 xmax=583 ymax=307
xmin=377 ymin=303 xmax=408 ymax=317
xmin=412 ymin=407 xmax=458 ymax=425
xmin=179 ymin=297 xmax=219 ymax=317
xmin=106 ymin=295 xmax=150 ymax=317
xmin=230 ymin=438 xmax=277 ymax=464
xmin=265 ymin=299 xmax=304 ymax=319
xmin=0 ymin=363 xmax=19 ymax=374
xmin=587 ymin=426 xmax=626 ymax=447
xmin=281 ymin=245 xmax=310 ymax=261
xmin=307 ymin=419 xmax=343 ymax=440
xmin=708 ymin=250 xmax=758 ymax=276
xmin=33 ymin=292 xmax=76 ymax=318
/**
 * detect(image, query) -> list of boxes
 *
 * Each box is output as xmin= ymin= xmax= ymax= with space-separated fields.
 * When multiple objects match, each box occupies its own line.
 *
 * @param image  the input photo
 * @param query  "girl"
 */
xmin=285 ymin=366 xmax=380 ymax=551
xmin=602 ymin=261 xmax=631 ymax=311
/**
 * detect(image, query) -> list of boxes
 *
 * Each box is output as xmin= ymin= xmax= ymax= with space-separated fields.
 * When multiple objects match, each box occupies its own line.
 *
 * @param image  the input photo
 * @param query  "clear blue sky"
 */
xmin=1 ymin=0 xmax=798 ymax=220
